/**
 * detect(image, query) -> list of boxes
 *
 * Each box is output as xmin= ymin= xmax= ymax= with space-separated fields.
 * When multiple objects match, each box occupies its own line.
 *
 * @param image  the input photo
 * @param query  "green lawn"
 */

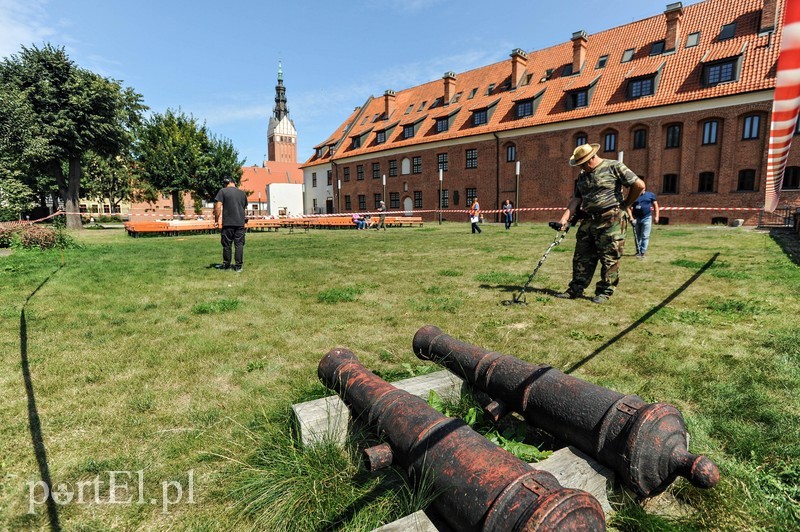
xmin=1 ymin=223 xmax=798 ymax=530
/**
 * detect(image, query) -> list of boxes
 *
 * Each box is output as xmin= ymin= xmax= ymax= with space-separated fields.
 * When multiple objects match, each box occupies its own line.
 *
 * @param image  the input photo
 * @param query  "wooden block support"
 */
xmin=372 ymin=511 xmax=439 ymax=532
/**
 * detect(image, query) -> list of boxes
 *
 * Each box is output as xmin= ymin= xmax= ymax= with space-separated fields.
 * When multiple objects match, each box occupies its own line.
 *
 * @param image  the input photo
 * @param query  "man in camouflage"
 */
xmin=555 ymin=143 xmax=644 ymax=304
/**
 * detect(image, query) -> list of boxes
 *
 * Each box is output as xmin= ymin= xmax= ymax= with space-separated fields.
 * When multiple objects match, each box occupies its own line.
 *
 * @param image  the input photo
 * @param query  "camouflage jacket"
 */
xmin=576 ymin=159 xmax=638 ymax=214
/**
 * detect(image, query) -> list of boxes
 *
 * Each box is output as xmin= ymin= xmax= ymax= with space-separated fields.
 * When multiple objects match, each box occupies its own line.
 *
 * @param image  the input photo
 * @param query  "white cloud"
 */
xmin=0 ymin=0 xmax=57 ymax=58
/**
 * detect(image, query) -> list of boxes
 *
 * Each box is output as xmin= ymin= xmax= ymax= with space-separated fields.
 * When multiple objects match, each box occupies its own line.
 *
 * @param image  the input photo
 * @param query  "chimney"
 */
xmin=443 ymin=71 xmax=457 ymax=105
xmin=664 ymin=2 xmax=684 ymax=52
xmin=510 ymin=48 xmax=528 ymax=89
xmin=383 ymin=89 xmax=396 ymax=119
xmin=571 ymin=31 xmax=587 ymax=75
xmin=760 ymin=0 xmax=777 ymax=33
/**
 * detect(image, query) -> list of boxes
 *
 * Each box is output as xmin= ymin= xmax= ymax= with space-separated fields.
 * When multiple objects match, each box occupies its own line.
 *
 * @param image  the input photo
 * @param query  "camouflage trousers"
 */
xmin=567 ymin=210 xmax=627 ymax=298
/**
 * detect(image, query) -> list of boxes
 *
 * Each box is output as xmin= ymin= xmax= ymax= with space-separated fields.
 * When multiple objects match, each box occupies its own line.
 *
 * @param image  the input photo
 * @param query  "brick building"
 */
xmin=302 ymin=0 xmax=800 ymax=224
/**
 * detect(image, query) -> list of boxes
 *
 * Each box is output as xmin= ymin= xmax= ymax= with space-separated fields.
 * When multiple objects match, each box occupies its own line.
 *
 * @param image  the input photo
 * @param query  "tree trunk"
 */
xmin=171 ymin=190 xmax=184 ymax=217
xmin=53 ymin=160 xmax=67 ymax=213
xmin=65 ymin=157 xmax=83 ymax=229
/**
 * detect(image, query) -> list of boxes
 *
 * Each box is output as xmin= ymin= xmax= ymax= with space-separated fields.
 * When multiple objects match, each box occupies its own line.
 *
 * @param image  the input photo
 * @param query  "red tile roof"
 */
xmin=240 ymin=162 xmax=302 ymax=202
xmin=307 ymin=0 xmax=781 ymax=163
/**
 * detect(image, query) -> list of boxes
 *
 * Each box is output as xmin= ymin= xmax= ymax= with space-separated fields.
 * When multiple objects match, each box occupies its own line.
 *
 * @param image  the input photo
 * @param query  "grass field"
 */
xmin=1 ymin=222 xmax=798 ymax=530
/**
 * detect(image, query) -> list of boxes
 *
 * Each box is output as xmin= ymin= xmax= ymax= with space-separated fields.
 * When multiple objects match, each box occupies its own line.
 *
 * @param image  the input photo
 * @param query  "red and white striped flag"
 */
xmin=766 ymin=0 xmax=800 ymax=212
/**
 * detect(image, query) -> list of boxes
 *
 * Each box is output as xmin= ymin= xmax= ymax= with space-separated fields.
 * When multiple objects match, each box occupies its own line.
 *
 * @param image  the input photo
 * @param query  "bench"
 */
xmin=384 ymin=216 xmax=424 ymax=227
xmin=247 ymin=219 xmax=281 ymax=232
xmin=125 ymin=222 xmax=173 ymax=237
xmin=314 ymin=217 xmax=358 ymax=229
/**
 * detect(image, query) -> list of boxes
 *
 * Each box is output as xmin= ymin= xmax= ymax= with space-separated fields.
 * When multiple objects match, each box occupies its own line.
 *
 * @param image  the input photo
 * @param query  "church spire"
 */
xmin=273 ymin=61 xmax=288 ymax=121
xmin=267 ymin=61 xmax=297 ymax=164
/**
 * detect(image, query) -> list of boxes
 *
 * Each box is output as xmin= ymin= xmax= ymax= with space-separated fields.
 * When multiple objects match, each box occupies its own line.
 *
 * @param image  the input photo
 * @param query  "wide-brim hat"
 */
xmin=569 ymin=143 xmax=600 ymax=166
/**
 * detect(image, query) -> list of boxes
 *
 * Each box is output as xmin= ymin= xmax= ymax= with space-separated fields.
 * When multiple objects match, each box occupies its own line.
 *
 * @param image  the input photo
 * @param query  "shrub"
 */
xmin=0 ymin=223 xmax=77 ymax=250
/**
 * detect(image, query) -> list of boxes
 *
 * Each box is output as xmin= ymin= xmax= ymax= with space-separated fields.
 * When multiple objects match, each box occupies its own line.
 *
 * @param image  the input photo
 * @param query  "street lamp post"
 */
xmin=438 ymin=168 xmax=443 ymax=225
xmin=515 ymin=160 xmax=520 ymax=227
xmin=302 ymin=184 xmax=306 ymax=215
xmin=337 ymin=179 xmax=342 ymax=213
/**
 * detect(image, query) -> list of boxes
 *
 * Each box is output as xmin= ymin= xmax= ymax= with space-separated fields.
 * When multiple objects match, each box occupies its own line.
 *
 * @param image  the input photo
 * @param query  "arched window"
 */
xmin=698 ymin=172 xmax=715 ymax=193
xmin=401 ymin=158 xmax=411 ymax=175
xmin=784 ymin=167 xmax=800 ymax=189
xmin=506 ymin=143 xmax=517 ymax=162
xmin=737 ymin=169 xmax=756 ymax=191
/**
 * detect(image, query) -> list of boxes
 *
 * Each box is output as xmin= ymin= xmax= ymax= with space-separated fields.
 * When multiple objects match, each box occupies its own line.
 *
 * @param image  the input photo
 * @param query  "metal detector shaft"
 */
xmin=507 ymin=223 xmax=573 ymax=304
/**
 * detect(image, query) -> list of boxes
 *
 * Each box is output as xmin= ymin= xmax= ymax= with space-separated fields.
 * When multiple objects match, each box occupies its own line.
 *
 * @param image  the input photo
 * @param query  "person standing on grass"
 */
xmin=503 ymin=199 xmax=513 ymax=230
xmin=213 ymin=177 xmax=248 ymax=272
xmin=554 ymin=143 xmax=644 ymax=304
xmin=470 ymin=197 xmax=482 ymax=234
xmin=375 ymin=200 xmax=386 ymax=231
xmin=629 ymin=183 xmax=659 ymax=258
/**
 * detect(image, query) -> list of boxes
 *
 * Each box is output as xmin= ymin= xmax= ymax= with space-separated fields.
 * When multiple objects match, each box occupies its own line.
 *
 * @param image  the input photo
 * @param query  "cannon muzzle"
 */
xmin=319 ymin=347 xmax=605 ymax=531
xmin=413 ymin=325 xmax=720 ymax=498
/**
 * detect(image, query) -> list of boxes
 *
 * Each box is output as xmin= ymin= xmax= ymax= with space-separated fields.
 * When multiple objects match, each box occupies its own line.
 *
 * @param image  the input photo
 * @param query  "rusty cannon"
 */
xmin=319 ymin=347 xmax=605 ymax=531
xmin=413 ymin=325 xmax=719 ymax=499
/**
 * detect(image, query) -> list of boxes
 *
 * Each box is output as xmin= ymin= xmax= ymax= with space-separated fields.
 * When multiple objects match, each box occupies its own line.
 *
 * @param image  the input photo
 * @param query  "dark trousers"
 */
xmin=471 ymin=221 xmax=482 ymax=233
xmin=221 ymin=226 xmax=246 ymax=266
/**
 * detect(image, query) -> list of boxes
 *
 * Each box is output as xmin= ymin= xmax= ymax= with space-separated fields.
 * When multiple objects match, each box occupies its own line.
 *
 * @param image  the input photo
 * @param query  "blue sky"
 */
xmin=0 ymin=0 xmax=701 ymax=167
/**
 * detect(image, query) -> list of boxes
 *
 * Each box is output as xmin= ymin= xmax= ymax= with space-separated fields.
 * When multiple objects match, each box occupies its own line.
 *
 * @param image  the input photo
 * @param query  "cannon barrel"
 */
xmin=413 ymin=325 xmax=719 ymax=498
xmin=319 ymin=347 xmax=605 ymax=531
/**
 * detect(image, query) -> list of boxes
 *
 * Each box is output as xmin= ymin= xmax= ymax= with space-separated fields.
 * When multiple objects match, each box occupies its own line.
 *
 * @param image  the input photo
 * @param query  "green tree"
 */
xmin=0 ymin=44 xmax=145 ymax=228
xmin=0 ymin=178 xmax=35 ymax=221
xmin=81 ymin=152 xmax=134 ymax=215
xmin=134 ymin=109 xmax=243 ymax=214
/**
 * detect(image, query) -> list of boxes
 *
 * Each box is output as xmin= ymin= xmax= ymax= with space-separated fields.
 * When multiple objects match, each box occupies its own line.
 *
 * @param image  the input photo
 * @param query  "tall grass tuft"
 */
xmin=229 ymin=413 xmax=437 ymax=531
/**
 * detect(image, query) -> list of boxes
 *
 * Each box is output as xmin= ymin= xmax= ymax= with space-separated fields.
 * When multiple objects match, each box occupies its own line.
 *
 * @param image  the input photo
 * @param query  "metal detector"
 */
xmin=502 ymin=218 xmax=578 ymax=306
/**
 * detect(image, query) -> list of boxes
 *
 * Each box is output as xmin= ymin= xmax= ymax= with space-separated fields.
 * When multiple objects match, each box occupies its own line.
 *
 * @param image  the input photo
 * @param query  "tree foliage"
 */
xmin=81 ymin=152 xmax=134 ymax=212
xmin=134 ymin=109 xmax=243 ymax=213
xmin=0 ymin=178 xmax=36 ymax=221
xmin=0 ymin=44 xmax=146 ymax=228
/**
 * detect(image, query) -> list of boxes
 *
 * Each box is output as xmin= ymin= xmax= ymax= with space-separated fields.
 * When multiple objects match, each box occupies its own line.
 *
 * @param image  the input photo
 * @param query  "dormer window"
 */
xmin=627 ymin=76 xmax=655 ymax=99
xmin=485 ymin=83 xmax=495 ymax=95
xmin=596 ymin=55 xmax=609 ymax=69
xmin=621 ymin=48 xmax=635 ymax=63
xmin=351 ymin=136 xmax=361 ymax=149
xmin=376 ymin=130 xmax=386 ymax=144
xmin=562 ymin=64 xmax=574 ymax=76
xmin=569 ymin=90 xmax=588 ymax=109
xmin=316 ymin=147 xmax=325 ymax=158
xmin=473 ymin=109 xmax=488 ymax=126
xmin=430 ymin=97 xmax=443 ymax=109
xmin=516 ymin=99 xmax=534 ymax=118
xmin=403 ymin=124 xmax=415 ymax=139
xmin=650 ymin=40 xmax=665 ymax=55
xmin=451 ymin=91 xmax=463 ymax=104
xmin=435 ymin=117 xmax=449 ymax=133
xmin=719 ymin=22 xmax=736 ymax=40
xmin=703 ymin=58 xmax=738 ymax=86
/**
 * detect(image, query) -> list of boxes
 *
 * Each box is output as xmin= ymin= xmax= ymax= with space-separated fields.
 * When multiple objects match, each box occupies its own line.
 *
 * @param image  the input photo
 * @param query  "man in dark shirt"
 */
xmin=213 ymin=177 xmax=248 ymax=272
xmin=555 ymin=143 xmax=644 ymax=304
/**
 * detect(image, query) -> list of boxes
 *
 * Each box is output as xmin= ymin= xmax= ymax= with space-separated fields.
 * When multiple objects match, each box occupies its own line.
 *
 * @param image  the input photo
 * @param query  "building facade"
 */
xmin=303 ymin=0 xmax=800 ymax=224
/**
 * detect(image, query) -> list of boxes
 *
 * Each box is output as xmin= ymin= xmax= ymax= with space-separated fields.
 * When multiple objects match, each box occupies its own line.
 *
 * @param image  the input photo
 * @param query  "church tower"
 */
xmin=266 ymin=62 xmax=297 ymax=163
